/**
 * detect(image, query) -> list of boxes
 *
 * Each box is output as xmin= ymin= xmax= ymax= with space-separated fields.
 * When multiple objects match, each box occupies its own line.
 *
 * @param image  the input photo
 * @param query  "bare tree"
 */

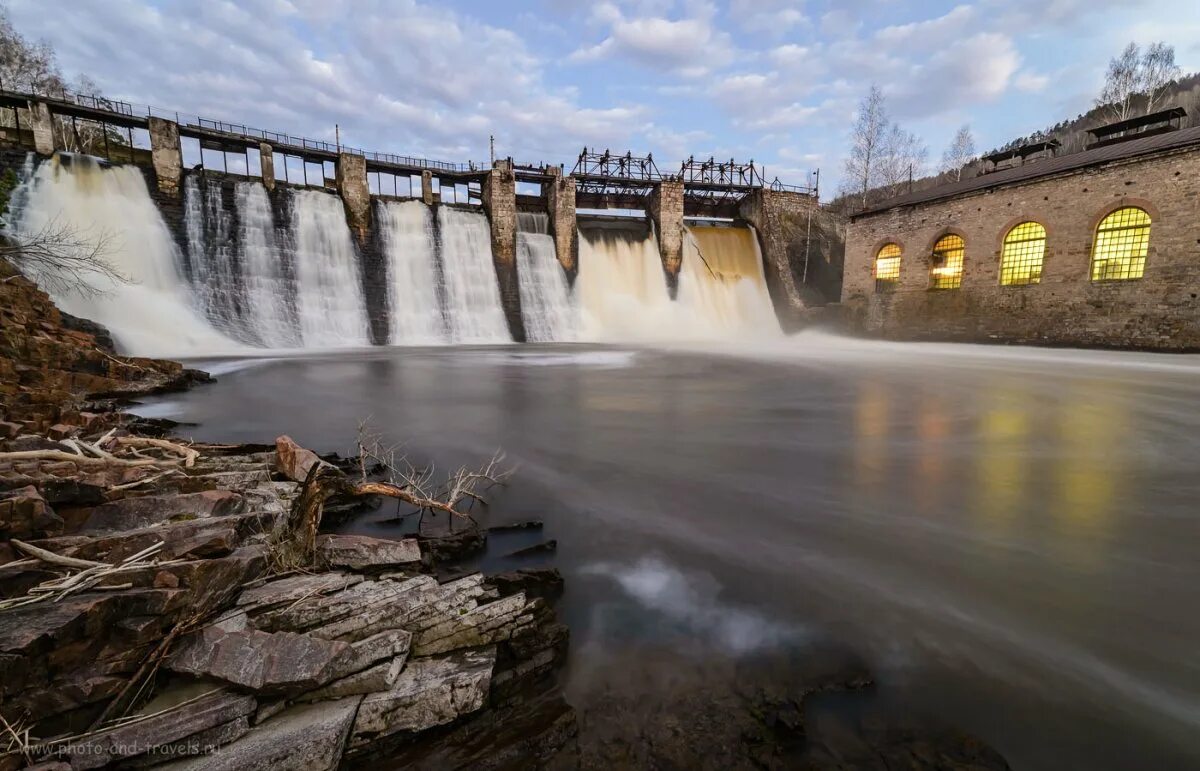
xmin=1098 ymin=41 xmax=1182 ymax=121
xmin=1141 ymin=42 xmax=1181 ymax=113
xmin=1099 ymin=43 xmax=1142 ymax=121
xmin=877 ymin=124 xmax=927 ymax=196
xmin=940 ymin=124 xmax=976 ymax=181
xmin=0 ymin=5 xmax=68 ymax=95
xmin=842 ymin=85 xmax=889 ymax=209
xmin=0 ymin=217 xmax=127 ymax=297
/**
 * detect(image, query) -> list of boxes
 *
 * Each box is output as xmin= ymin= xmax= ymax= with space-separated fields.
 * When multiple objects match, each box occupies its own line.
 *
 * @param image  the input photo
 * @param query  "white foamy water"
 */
xmin=437 ymin=207 xmax=510 ymax=343
xmin=235 ymin=182 xmax=299 ymax=348
xmin=290 ymin=189 xmax=370 ymax=346
xmin=679 ymin=225 xmax=780 ymax=337
xmin=577 ymin=223 xmax=778 ymax=341
xmin=378 ymin=200 xmax=446 ymax=344
xmin=516 ymin=212 xmax=578 ymax=342
xmin=8 ymin=154 xmax=241 ymax=356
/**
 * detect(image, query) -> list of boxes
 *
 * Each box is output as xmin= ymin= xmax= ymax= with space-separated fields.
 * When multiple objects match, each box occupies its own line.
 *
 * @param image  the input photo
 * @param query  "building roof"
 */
xmin=854 ymin=123 xmax=1200 ymax=218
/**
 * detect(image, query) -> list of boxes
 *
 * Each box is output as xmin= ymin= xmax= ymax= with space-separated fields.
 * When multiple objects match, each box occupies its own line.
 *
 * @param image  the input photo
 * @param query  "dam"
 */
xmin=0 ymin=88 xmax=818 ymax=356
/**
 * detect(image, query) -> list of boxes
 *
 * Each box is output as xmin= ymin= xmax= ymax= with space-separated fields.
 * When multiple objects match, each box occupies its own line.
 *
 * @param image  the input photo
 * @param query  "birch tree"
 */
xmin=1098 ymin=41 xmax=1182 ymax=121
xmin=940 ymin=125 xmax=976 ymax=181
xmin=843 ymin=85 xmax=889 ymax=209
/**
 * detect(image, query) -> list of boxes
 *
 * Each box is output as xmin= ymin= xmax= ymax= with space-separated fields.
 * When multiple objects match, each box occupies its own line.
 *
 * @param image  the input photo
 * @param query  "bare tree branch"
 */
xmin=1 ymin=215 xmax=129 ymax=298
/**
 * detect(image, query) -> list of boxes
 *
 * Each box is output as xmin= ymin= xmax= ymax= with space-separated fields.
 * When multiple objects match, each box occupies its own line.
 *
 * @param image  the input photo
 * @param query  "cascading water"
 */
xmin=378 ymin=200 xmax=447 ymax=344
xmin=576 ymin=220 xmax=780 ymax=341
xmin=289 ymin=190 xmax=371 ymax=347
xmin=6 ymin=154 xmax=240 ymax=356
xmin=436 ymin=207 xmax=510 ymax=343
xmin=234 ymin=182 xmax=299 ymax=348
xmin=516 ymin=212 xmax=578 ymax=342
xmin=576 ymin=223 xmax=679 ymax=340
xmin=679 ymin=225 xmax=781 ymax=337
xmin=184 ymin=175 xmax=245 ymax=339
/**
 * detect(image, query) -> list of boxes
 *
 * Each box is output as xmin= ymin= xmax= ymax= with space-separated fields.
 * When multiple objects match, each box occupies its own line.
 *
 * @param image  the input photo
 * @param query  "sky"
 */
xmin=8 ymin=0 xmax=1200 ymax=198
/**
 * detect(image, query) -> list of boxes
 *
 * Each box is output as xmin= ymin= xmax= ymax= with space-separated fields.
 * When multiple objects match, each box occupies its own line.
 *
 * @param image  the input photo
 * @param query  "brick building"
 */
xmin=840 ymin=115 xmax=1200 ymax=351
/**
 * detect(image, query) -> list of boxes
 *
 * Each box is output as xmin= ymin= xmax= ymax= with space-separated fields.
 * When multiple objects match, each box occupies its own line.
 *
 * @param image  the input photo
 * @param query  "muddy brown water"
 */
xmin=139 ymin=333 xmax=1200 ymax=770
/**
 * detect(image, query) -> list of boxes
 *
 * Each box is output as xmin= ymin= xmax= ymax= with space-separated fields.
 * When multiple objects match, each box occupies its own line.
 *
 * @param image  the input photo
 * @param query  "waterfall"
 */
xmin=6 ymin=154 xmax=240 ymax=356
xmin=183 ymin=175 xmax=245 ymax=340
xmin=576 ymin=224 xmax=678 ymax=340
xmin=679 ymin=225 xmax=781 ymax=337
xmin=378 ymin=200 xmax=447 ymax=345
xmin=516 ymin=212 xmax=578 ymax=342
xmin=576 ymin=221 xmax=780 ymax=341
xmin=437 ymin=207 xmax=510 ymax=343
xmin=290 ymin=189 xmax=371 ymax=347
xmin=235 ymin=182 xmax=299 ymax=348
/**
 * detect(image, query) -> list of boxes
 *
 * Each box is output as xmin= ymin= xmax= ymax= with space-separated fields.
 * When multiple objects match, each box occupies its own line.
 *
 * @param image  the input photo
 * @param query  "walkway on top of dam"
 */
xmin=0 ymin=85 xmax=818 ymax=199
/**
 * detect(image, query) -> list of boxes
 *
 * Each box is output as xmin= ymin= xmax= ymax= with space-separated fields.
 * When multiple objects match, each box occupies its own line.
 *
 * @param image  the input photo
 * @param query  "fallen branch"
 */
xmin=111 ymin=437 xmax=199 ymax=467
xmin=10 ymin=539 xmax=106 ymax=570
xmin=0 ymin=449 xmax=160 ymax=467
xmin=0 ymin=541 xmax=185 ymax=612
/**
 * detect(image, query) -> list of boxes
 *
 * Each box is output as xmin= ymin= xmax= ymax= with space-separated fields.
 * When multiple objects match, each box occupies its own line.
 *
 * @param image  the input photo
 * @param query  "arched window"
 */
xmin=930 ymin=234 xmax=964 ymax=289
xmin=874 ymin=243 xmax=901 ymax=292
xmin=1091 ymin=207 xmax=1150 ymax=281
xmin=1000 ymin=222 xmax=1047 ymax=286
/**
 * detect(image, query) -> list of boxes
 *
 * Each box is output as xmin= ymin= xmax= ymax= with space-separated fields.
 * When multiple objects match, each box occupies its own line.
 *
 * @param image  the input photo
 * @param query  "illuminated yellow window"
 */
xmin=874 ymin=243 xmax=901 ymax=292
xmin=930 ymin=234 xmax=964 ymax=289
xmin=1000 ymin=222 xmax=1046 ymax=286
xmin=1091 ymin=207 xmax=1150 ymax=281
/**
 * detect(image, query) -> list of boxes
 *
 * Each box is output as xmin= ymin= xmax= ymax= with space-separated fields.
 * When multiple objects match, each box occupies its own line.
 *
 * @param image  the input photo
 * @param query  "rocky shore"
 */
xmin=0 ymin=260 xmax=576 ymax=769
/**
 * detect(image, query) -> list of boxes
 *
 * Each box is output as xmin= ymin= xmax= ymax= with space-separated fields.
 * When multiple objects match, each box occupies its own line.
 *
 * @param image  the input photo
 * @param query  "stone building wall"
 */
xmin=841 ymin=146 xmax=1200 ymax=350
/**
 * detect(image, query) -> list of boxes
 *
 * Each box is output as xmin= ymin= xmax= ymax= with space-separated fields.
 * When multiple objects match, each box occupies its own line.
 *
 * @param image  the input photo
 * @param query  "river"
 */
xmin=137 ymin=332 xmax=1200 ymax=770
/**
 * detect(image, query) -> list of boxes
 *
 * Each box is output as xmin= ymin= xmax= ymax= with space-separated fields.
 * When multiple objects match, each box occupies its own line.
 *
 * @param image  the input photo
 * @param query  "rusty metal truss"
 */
xmin=572 ymin=148 xmax=665 ymax=182
xmin=678 ymin=156 xmax=762 ymax=188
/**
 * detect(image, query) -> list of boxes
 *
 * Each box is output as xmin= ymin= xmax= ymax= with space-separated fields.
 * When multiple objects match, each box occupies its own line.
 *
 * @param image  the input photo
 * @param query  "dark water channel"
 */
xmin=140 ymin=334 xmax=1200 ymax=770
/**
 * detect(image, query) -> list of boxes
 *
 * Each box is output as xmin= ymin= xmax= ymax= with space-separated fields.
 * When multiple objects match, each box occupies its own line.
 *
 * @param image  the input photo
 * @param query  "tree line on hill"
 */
xmin=833 ymin=41 xmax=1193 ymax=213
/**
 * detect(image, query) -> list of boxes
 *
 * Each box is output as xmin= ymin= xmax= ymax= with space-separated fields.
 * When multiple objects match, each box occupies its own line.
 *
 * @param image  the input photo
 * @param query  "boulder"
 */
xmin=167 ymin=626 xmax=352 ymax=694
xmin=299 ymin=655 xmax=407 ymax=701
xmin=78 ymin=490 xmax=244 ymax=533
xmin=316 ymin=534 xmax=421 ymax=572
xmin=156 ymin=697 xmax=363 ymax=771
xmin=0 ymin=484 xmax=64 ymax=539
xmin=349 ymin=647 xmax=496 ymax=746
xmin=487 ymin=568 xmax=564 ymax=603
xmin=273 ymin=435 xmax=326 ymax=483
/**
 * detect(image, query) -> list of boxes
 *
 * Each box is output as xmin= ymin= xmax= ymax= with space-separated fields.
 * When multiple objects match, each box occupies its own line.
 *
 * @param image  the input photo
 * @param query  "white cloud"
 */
xmin=569 ymin=1 xmax=736 ymax=76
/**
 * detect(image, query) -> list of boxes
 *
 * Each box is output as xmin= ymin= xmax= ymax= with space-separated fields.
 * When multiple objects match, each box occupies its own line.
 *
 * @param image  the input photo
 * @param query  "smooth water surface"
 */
xmin=144 ymin=334 xmax=1200 ymax=770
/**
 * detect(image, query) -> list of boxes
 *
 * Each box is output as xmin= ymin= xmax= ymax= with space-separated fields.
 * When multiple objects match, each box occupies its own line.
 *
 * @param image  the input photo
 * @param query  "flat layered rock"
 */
xmin=317 ymin=534 xmax=421 ymax=572
xmin=350 ymin=647 xmax=496 ymax=746
xmin=413 ymin=591 xmax=533 ymax=656
xmin=236 ymin=572 xmax=363 ymax=612
xmin=43 ymin=689 xmax=255 ymax=770
xmin=77 ymin=490 xmax=245 ymax=534
xmin=168 ymin=627 xmax=351 ymax=694
xmin=156 ymin=697 xmax=363 ymax=771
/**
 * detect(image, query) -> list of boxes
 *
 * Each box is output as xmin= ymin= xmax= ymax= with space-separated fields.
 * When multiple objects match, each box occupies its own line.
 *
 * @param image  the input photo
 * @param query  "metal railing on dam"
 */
xmin=0 ymin=84 xmax=816 ymax=195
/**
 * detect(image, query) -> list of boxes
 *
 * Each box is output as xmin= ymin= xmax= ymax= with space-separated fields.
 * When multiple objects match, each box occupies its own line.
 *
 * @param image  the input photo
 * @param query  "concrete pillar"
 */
xmin=26 ymin=100 xmax=55 ymax=156
xmin=336 ymin=152 xmax=371 ymax=242
xmin=259 ymin=143 xmax=275 ymax=191
xmin=738 ymin=188 xmax=818 ymax=329
xmin=482 ymin=159 xmax=525 ymax=342
xmin=648 ymin=179 xmax=685 ymax=293
xmin=420 ymin=170 xmax=434 ymax=205
xmin=148 ymin=117 xmax=183 ymax=197
xmin=546 ymin=167 xmax=578 ymax=276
